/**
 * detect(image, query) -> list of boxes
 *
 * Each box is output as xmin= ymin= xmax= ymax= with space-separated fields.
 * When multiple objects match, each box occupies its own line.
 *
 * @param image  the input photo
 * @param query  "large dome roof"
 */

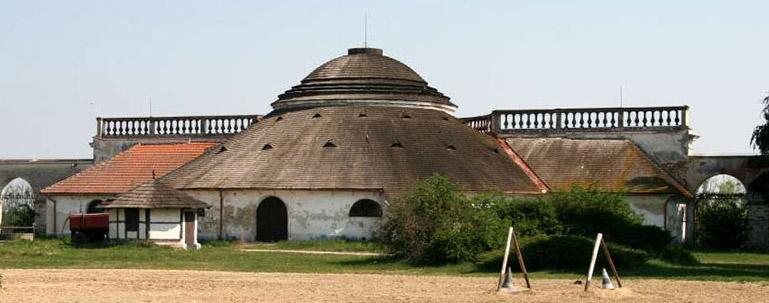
xmin=272 ymin=48 xmax=455 ymax=113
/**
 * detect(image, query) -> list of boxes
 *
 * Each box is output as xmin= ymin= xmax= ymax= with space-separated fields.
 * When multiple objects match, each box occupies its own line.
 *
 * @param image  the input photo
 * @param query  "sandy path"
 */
xmin=0 ymin=269 xmax=768 ymax=303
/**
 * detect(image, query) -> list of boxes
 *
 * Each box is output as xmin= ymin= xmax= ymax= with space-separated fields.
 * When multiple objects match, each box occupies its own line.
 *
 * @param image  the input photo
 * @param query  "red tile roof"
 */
xmin=41 ymin=142 xmax=217 ymax=195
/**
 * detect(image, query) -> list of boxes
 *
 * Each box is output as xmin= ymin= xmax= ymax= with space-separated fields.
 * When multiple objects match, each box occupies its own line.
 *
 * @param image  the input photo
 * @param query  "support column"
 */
xmin=747 ymin=191 xmax=769 ymax=249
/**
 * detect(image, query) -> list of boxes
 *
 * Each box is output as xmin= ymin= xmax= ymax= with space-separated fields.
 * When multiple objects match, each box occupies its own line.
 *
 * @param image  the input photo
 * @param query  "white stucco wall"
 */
xmin=46 ymin=194 xmax=114 ymax=235
xmin=183 ymin=189 xmax=386 ymax=241
xmin=627 ymin=194 xmax=689 ymax=242
xmin=148 ymin=209 xmax=182 ymax=240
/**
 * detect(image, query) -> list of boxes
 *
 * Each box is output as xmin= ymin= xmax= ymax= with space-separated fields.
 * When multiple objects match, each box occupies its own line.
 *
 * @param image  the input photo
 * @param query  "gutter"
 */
xmin=496 ymin=138 xmax=550 ymax=193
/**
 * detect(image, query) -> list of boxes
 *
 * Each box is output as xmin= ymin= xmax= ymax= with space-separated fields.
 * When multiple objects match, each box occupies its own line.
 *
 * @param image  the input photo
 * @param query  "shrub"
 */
xmin=548 ymin=186 xmax=641 ymax=236
xmin=489 ymin=195 xmax=562 ymax=237
xmin=545 ymin=186 xmax=671 ymax=252
xmin=609 ymin=224 xmax=672 ymax=252
xmin=382 ymin=176 xmax=506 ymax=264
xmin=656 ymin=246 xmax=699 ymax=266
xmin=518 ymin=235 xmax=649 ymax=271
xmin=2 ymin=204 xmax=35 ymax=227
xmin=696 ymin=198 xmax=750 ymax=249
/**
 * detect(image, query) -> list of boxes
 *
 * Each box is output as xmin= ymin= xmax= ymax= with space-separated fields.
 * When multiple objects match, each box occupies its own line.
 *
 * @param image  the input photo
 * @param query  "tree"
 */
xmin=751 ymin=94 xmax=769 ymax=154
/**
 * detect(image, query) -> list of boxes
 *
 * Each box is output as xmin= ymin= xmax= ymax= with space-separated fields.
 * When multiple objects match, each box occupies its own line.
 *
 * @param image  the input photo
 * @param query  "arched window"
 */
xmin=349 ymin=199 xmax=382 ymax=217
xmin=86 ymin=200 xmax=105 ymax=213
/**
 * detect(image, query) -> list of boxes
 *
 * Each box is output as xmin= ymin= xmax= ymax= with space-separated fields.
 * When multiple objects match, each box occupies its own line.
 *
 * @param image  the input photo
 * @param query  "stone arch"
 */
xmin=86 ymin=199 xmax=105 ymax=213
xmin=349 ymin=199 xmax=382 ymax=217
xmin=256 ymin=196 xmax=288 ymax=242
xmin=1 ymin=177 xmax=36 ymax=227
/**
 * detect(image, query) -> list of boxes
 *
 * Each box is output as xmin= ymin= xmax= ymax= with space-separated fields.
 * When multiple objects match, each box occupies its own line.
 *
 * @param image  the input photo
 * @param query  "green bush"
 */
xmin=548 ymin=187 xmax=641 ymax=236
xmin=656 ymin=246 xmax=699 ymax=265
xmin=2 ymin=204 xmax=35 ymax=227
xmin=697 ymin=199 xmax=750 ymax=249
xmin=490 ymin=195 xmax=562 ymax=237
xmin=518 ymin=235 xmax=649 ymax=270
xmin=546 ymin=186 xmax=671 ymax=252
xmin=382 ymin=176 xmax=506 ymax=264
xmin=611 ymin=224 xmax=672 ymax=252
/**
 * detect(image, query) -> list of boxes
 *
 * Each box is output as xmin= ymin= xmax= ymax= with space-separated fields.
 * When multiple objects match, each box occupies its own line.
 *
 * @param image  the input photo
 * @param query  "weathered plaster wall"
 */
xmin=627 ymin=194 xmax=690 ymax=242
xmin=184 ymin=189 xmax=386 ymax=241
xmin=149 ymin=209 xmax=182 ymax=240
xmin=46 ymin=194 xmax=114 ymax=235
xmin=627 ymin=195 xmax=667 ymax=227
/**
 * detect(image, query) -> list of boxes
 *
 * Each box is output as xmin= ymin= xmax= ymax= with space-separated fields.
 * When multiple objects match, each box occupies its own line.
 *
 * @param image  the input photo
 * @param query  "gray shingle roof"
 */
xmin=162 ymin=106 xmax=544 ymax=197
xmin=103 ymin=181 xmax=209 ymax=209
xmin=273 ymin=48 xmax=455 ymax=110
xmin=506 ymin=137 xmax=692 ymax=197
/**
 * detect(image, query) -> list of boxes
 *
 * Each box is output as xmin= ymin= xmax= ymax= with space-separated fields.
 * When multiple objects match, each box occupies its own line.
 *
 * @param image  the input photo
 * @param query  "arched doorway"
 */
xmin=0 ymin=177 xmax=36 ymax=228
xmin=256 ymin=197 xmax=287 ymax=242
xmin=694 ymin=174 xmax=749 ymax=248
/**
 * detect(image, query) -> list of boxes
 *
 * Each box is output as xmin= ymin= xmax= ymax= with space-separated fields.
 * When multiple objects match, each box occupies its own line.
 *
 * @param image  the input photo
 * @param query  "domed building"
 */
xmin=160 ymin=47 xmax=547 ymax=241
xmin=39 ymin=46 xmax=703 ymax=246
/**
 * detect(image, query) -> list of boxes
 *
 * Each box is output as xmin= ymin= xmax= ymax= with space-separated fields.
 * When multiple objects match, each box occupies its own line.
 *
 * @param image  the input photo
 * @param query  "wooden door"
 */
xmin=184 ymin=211 xmax=196 ymax=248
xmin=256 ymin=197 xmax=288 ymax=242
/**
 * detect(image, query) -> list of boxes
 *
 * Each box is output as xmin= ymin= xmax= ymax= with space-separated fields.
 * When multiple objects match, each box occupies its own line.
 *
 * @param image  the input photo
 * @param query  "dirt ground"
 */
xmin=0 ymin=269 xmax=768 ymax=303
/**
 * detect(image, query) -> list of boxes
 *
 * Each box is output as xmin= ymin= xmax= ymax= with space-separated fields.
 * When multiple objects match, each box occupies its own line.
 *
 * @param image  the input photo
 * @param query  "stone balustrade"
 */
xmin=462 ymin=106 xmax=688 ymax=135
xmin=96 ymin=114 xmax=262 ymax=138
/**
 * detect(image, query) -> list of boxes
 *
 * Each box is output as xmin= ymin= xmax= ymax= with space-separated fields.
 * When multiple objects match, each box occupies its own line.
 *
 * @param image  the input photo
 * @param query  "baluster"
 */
xmin=641 ymin=111 xmax=648 ymax=127
xmin=601 ymin=112 xmax=608 ymax=127
xmin=562 ymin=112 xmax=569 ymax=128
xmin=632 ymin=111 xmax=639 ymax=127
xmin=673 ymin=110 xmax=680 ymax=125
xmin=578 ymin=112 xmax=584 ymax=128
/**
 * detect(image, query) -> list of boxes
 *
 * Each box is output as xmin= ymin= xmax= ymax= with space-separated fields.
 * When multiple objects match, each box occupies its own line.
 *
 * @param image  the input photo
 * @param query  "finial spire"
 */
xmin=364 ymin=13 xmax=368 ymax=48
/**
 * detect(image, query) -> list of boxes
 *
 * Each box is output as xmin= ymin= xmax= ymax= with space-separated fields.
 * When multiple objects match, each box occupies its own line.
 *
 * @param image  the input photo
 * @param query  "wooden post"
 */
xmin=584 ymin=233 xmax=603 ymax=291
xmin=497 ymin=227 xmax=514 ymax=291
xmin=511 ymin=227 xmax=530 ymax=288
xmin=600 ymin=238 xmax=622 ymax=288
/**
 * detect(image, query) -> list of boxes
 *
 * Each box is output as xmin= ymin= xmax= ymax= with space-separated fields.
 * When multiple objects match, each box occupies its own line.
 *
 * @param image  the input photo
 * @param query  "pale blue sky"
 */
xmin=1 ymin=1 xmax=767 ymax=158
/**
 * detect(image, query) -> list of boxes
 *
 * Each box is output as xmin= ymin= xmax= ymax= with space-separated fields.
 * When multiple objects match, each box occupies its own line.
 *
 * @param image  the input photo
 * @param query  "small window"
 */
xmin=312 ymin=113 xmax=322 ymax=118
xmin=349 ymin=199 xmax=382 ymax=217
xmin=323 ymin=140 xmax=336 ymax=148
xmin=262 ymin=144 xmax=273 ymax=150
xmin=125 ymin=208 xmax=140 ymax=232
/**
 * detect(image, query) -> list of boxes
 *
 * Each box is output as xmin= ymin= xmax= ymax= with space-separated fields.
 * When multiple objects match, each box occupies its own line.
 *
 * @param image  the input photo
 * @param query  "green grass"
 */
xmin=242 ymin=239 xmax=386 ymax=253
xmin=1 ymin=239 xmax=768 ymax=282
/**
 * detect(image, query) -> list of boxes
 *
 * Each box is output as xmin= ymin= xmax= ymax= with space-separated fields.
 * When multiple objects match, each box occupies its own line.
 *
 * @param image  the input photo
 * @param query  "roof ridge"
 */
xmin=496 ymin=138 xmax=550 ymax=193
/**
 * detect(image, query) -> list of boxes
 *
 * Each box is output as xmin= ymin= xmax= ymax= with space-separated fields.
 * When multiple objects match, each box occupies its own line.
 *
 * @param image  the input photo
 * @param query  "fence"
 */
xmin=461 ymin=106 xmax=688 ymax=135
xmin=96 ymin=114 xmax=262 ymax=138
xmin=0 ymin=192 xmax=36 ymax=234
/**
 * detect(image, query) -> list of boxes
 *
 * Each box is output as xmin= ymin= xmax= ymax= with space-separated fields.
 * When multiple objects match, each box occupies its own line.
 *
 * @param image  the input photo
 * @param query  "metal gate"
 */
xmin=0 ymin=192 xmax=36 ymax=234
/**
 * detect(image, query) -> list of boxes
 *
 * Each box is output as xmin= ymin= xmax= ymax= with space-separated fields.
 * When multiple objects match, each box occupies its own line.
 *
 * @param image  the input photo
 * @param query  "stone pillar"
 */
xmin=685 ymin=201 xmax=696 ymax=245
xmin=747 ymin=192 xmax=769 ymax=249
